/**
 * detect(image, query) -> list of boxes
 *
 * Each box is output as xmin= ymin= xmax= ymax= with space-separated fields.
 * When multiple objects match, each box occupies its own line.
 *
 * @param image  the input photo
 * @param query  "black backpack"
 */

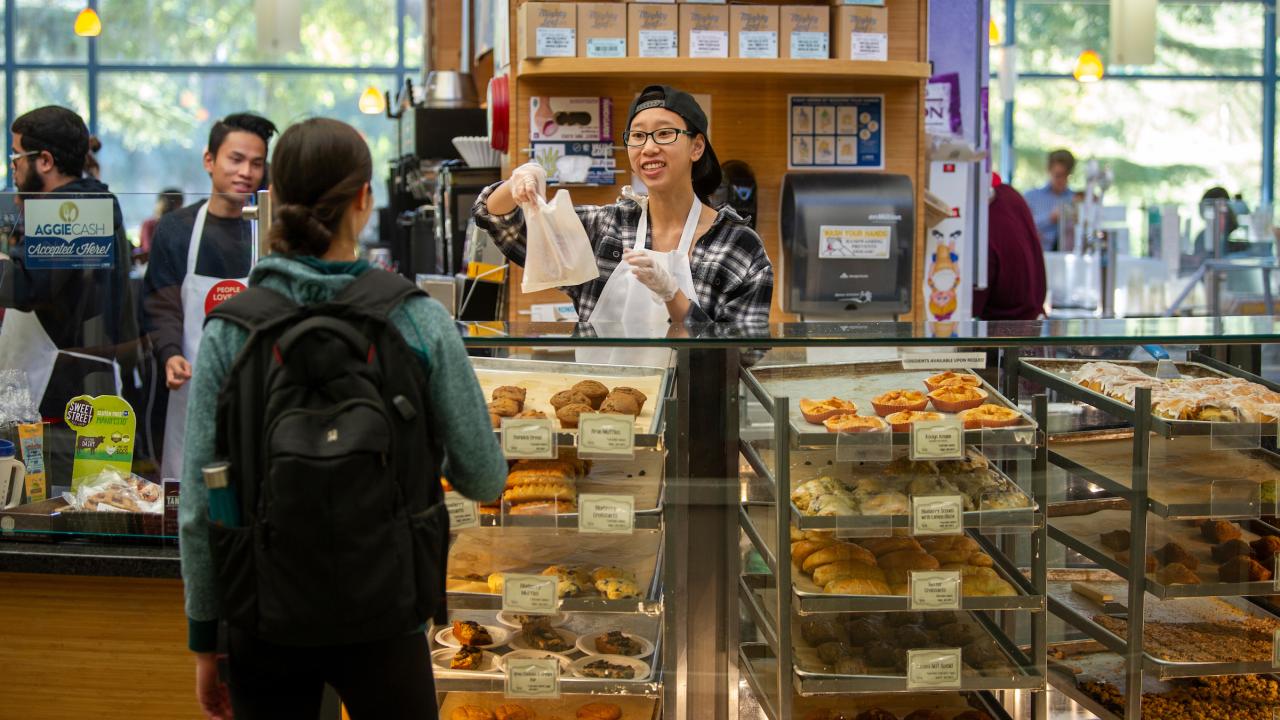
xmin=204 ymin=269 xmax=449 ymax=646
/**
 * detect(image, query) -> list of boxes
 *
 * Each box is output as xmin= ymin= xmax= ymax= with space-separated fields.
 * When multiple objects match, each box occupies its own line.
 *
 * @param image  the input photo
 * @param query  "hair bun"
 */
xmin=273 ymin=202 xmax=333 ymax=256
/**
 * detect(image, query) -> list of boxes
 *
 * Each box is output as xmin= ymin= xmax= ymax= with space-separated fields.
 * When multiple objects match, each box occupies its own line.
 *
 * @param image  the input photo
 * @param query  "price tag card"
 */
xmin=907 ymin=648 xmax=963 ymax=689
xmin=578 ymin=493 xmax=635 ymax=534
xmin=445 ymin=492 xmax=480 ymax=529
xmin=576 ymin=413 xmax=635 ymax=459
xmin=501 ymin=573 xmax=559 ymax=614
xmin=1274 ymin=628 xmax=1280 ymax=668
xmin=910 ymin=419 xmax=965 ymax=461
xmin=505 ymin=657 xmax=561 ymax=699
xmin=900 ymin=353 xmax=987 ymax=371
xmin=911 ymin=495 xmax=964 ymax=535
xmin=910 ymin=570 xmax=962 ymax=610
xmin=1274 ymin=556 xmax=1280 ymax=593
xmin=501 ymin=418 xmax=557 ymax=459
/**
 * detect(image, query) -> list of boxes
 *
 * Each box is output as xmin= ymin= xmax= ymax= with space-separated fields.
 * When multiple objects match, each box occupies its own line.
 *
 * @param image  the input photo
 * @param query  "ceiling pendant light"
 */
xmin=1073 ymin=49 xmax=1104 ymax=83
xmin=74 ymin=8 xmax=102 ymax=37
xmin=358 ymin=86 xmax=386 ymax=115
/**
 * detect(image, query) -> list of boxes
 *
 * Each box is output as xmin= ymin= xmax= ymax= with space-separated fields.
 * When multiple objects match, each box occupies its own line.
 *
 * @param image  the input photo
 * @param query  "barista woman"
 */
xmin=474 ymin=86 xmax=773 ymax=328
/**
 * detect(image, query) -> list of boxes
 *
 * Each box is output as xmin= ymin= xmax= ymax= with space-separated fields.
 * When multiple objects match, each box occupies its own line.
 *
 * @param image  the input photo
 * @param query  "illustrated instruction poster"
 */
xmin=787 ymin=95 xmax=884 ymax=171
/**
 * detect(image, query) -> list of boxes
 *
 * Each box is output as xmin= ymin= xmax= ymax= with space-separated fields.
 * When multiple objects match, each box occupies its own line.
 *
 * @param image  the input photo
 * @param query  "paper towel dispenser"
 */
xmin=779 ymin=172 xmax=914 ymax=316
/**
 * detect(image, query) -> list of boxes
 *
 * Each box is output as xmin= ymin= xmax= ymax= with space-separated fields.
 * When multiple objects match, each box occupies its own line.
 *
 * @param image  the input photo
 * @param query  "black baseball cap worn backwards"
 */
xmin=627 ymin=85 xmax=722 ymax=200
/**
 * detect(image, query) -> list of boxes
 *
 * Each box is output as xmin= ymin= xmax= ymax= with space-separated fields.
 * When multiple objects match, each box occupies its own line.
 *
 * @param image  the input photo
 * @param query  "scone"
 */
xmin=596 ymin=576 xmax=640 ymax=599
xmin=592 ymin=566 xmax=636 ymax=584
xmin=452 ymin=706 xmax=496 ymax=720
xmin=492 ymin=386 xmax=527 ymax=404
xmin=492 ymin=704 xmax=534 ymax=720
xmin=490 ymin=412 xmax=502 ymax=428
xmin=1201 ymin=520 xmax=1242 ymax=543
xmin=572 ymin=380 xmax=610 ymax=408
xmin=551 ymin=389 xmax=592 ymax=410
xmin=557 ymin=403 xmax=593 ymax=429
xmin=515 ymin=410 xmax=548 ymax=419
xmin=577 ymin=703 xmax=623 ymax=720
xmin=489 ymin=397 xmax=522 ymax=417
xmin=1155 ymin=562 xmax=1201 ymax=585
xmin=609 ymin=386 xmax=648 ymax=411
xmin=599 ymin=393 xmax=640 ymax=416
xmin=1219 ymin=555 xmax=1272 ymax=582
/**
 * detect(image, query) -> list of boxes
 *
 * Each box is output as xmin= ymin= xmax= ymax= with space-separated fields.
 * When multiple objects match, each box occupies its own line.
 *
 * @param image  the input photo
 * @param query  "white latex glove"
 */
xmin=509 ymin=162 xmax=547 ymax=206
xmin=624 ymin=249 xmax=678 ymax=303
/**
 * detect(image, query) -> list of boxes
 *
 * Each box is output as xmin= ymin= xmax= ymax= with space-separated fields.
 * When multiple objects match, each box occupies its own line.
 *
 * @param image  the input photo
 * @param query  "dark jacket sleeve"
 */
xmin=142 ymin=215 xmax=188 ymax=365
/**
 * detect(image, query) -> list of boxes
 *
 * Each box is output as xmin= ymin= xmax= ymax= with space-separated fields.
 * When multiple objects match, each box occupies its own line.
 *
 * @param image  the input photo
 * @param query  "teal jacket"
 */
xmin=179 ymin=255 xmax=507 ymax=652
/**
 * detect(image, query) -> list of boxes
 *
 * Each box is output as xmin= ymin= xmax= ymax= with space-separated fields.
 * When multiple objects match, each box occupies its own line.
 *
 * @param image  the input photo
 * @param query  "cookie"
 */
xmin=452 ymin=706 xmax=496 ymax=720
xmin=577 ymin=703 xmax=622 ymax=720
xmin=493 ymin=704 xmax=534 ymax=720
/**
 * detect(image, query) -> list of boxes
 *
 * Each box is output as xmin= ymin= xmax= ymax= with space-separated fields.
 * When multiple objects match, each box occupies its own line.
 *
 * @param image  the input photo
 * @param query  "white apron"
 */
xmin=160 ymin=203 xmax=251 ymax=480
xmin=578 ymin=189 xmax=700 ymax=368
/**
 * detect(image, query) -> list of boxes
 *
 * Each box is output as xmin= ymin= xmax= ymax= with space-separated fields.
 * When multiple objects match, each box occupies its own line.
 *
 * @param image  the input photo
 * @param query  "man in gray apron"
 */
xmin=142 ymin=113 xmax=275 ymax=481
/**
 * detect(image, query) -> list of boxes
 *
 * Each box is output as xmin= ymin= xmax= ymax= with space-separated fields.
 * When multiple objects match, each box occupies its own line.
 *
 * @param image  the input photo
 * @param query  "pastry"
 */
xmin=893 ymin=624 xmax=931 ymax=649
xmin=1114 ymin=550 xmax=1158 ymax=572
xmin=487 ymin=572 xmax=506 ymax=593
xmin=490 ymin=412 xmax=502 ymax=429
xmin=927 ymin=385 xmax=989 ymax=413
xmin=503 ymin=482 xmax=575 ymax=504
xmin=1099 ymin=529 xmax=1130 ymax=551
xmin=952 ymin=712 xmax=994 ymax=720
xmin=1218 ymin=555 xmax=1273 ymax=582
xmin=1252 ymin=535 xmax=1280 ymax=562
xmin=816 ymin=640 xmax=853 ymax=664
xmin=508 ymin=499 xmax=577 ymax=515
xmin=885 ymin=410 xmax=944 ymax=432
xmin=904 ymin=711 xmax=947 ymax=720
xmin=931 ymin=549 xmax=992 ymax=566
xmin=963 ymin=574 xmax=1017 ymax=596
xmin=824 ymin=415 xmax=889 ymax=433
xmin=863 ymin=641 xmax=905 ymax=669
xmin=572 ymin=380 xmax=610 ymax=408
xmin=450 ymin=645 xmax=484 ymax=670
xmin=854 ymin=710 xmax=897 ymax=720
xmin=452 ymin=706 xmax=496 ymax=720
xmin=609 ymin=386 xmax=648 ymax=411
xmin=800 ymin=397 xmax=859 ymax=424
xmin=1155 ymin=562 xmax=1201 ymax=585
xmin=920 ymin=536 xmax=980 ymax=553
xmin=885 ymin=612 xmax=924 ymax=627
xmin=791 ymin=538 xmax=840 ymax=565
xmin=515 ymin=410 xmax=548 ymax=419
xmin=596 ymin=577 xmax=640 ymax=599
xmin=579 ymin=658 xmax=636 ymax=679
xmin=492 ymin=705 xmax=534 ymax=720
xmin=801 ymin=542 xmax=877 ymax=572
xmin=592 ymin=566 xmax=635 ymax=584
xmin=507 ymin=465 xmax=575 ymax=486
xmin=937 ymin=622 xmax=975 ymax=646
xmin=452 ymin=620 xmax=493 ymax=646
xmin=801 ymin=618 xmax=848 ymax=646
xmin=492 ymin=386 xmax=527 ymax=404
xmin=521 ymin=618 xmax=571 ymax=651
xmin=823 ymin=577 xmax=891 ymax=595
xmin=489 ymin=397 xmax=522 ymax=417
xmin=958 ymin=403 xmax=1021 ymax=429
xmin=924 ymin=371 xmax=983 ymax=392
xmin=792 ymin=478 xmax=845 ymax=511
xmin=811 ymin=559 xmax=886 ymax=587
xmin=576 ymin=702 xmax=623 ymax=720
xmin=1200 ymin=520 xmax=1242 ymax=543
xmin=551 ymin=390 xmax=592 ymax=410
xmin=859 ymin=537 xmax=924 ymax=556
xmin=1153 ymin=542 xmax=1199 ymax=570
xmin=871 ymin=389 xmax=929 ymax=417
xmin=877 ymin=550 xmax=941 ymax=572
xmin=598 ymin=394 xmax=640 ymax=416
xmin=556 ymin=403 xmax=593 ymax=429
xmin=596 ymin=630 xmax=644 ymax=655
xmin=859 ymin=491 xmax=909 ymax=515
xmin=1212 ymin=538 xmax=1255 ymax=563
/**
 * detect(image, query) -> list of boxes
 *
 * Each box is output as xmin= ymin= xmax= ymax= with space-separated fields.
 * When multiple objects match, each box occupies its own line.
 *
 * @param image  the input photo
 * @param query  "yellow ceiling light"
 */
xmin=1074 ymin=49 xmax=1104 ymax=83
xmin=358 ymin=86 xmax=386 ymax=115
xmin=73 ymin=7 xmax=102 ymax=37
xmin=989 ymin=19 xmax=1002 ymax=46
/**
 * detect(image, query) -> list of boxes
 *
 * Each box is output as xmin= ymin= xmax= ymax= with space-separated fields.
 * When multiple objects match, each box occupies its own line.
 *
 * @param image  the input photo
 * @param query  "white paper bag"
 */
xmin=521 ymin=189 xmax=599 ymax=293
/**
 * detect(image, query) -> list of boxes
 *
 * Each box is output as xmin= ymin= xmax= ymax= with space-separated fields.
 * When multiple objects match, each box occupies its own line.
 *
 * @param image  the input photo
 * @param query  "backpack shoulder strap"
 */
xmin=206 ymin=286 xmax=298 ymax=331
xmin=335 ymin=269 xmax=427 ymax=319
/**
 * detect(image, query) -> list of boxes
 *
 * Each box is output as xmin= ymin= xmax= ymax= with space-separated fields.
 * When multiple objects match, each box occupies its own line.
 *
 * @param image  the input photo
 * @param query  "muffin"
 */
xmin=610 ymin=386 xmax=648 ymax=411
xmin=492 ymin=386 xmax=527 ymax=404
xmin=599 ymin=393 xmax=641 ymax=416
xmin=515 ymin=410 xmax=548 ymax=419
xmin=572 ymin=380 xmax=610 ymax=408
xmin=557 ymin=402 xmax=594 ymax=429
xmin=551 ymin=389 xmax=592 ymax=410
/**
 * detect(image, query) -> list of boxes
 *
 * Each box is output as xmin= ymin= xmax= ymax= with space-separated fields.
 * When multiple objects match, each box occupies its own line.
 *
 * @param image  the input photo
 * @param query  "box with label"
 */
xmin=578 ymin=3 xmax=627 ymax=57
xmin=529 ymin=97 xmax=614 ymax=142
xmin=780 ymin=5 xmax=829 ymax=59
xmin=519 ymin=2 xmax=577 ymax=59
xmin=679 ymin=5 xmax=729 ymax=58
xmin=628 ymin=3 xmax=679 ymax=58
xmin=832 ymin=4 xmax=887 ymax=61
xmin=730 ymin=5 xmax=779 ymax=59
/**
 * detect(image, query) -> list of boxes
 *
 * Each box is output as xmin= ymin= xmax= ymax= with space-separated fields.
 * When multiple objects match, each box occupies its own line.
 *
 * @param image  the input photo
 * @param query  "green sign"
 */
xmin=64 ymin=395 xmax=136 ymax=489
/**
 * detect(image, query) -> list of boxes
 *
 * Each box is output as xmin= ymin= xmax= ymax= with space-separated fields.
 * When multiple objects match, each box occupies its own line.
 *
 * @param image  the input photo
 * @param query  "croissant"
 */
xmin=823 ymin=577 xmax=891 ymax=595
xmin=811 ymin=559 xmax=886 ymax=587
xmin=791 ymin=538 xmax=839 ymax=565
xmin=801 ymin=543 xmax=877 ymax=572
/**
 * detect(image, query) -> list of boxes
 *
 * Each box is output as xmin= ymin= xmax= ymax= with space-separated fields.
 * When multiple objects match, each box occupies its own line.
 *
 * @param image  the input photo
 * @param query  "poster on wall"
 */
xmin=923 ymin=161 xmax=971 ymax=323
xmin=787 ymin=95 xmax=884 ymax=171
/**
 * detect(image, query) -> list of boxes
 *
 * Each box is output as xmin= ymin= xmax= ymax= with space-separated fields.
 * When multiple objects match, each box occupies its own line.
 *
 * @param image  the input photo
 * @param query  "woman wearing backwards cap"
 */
xmin=474 ymin=85 xmax=774 ymax=329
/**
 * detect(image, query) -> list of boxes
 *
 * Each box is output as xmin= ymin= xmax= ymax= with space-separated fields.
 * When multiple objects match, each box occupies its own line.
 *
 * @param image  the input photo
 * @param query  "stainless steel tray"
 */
xmin=472 ymin=357 xmax=673 ymax=447
xmin=743 ymin=361 xmax=1036 ymax=447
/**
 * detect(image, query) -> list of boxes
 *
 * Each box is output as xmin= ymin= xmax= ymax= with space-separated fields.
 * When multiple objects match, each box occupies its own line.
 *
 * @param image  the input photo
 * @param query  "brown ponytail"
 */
xmin=267 ymin=118 xmax=372 ymax=256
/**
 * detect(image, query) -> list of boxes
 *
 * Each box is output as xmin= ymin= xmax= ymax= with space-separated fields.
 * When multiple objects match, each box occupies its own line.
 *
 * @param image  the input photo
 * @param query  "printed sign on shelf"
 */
xmin=577 ymin=413 xmax=635 ymax=458
xmin=505 ymin=657 xmax=561 ymax=698
xmin=788 ymin=95 xmax=884 ymax=171
xmin=64 ymin=395 xmax=136 ymax=488
xmin=907 ymin=648 xmax=962 ymax=689
xmin=501 ymin=573 xmax=559 ymax=614
xmin=501 ymin=418 xmax=557 ymax=459
xmin=910 ymin=419 xmax=966 ymax=462
xmin=445 ymin=492 xmax=480 ymax=529
xmin=23 ymin=198 xmax=116 ymax=269
xmin=911 ymin=495 xmax=964 ymax=535
xmin=578 ymin=494 xmax=635 ymax=534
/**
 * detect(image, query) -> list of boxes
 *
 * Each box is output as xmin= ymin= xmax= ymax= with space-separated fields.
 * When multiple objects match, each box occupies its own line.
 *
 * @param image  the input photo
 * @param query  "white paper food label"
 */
xmin=907 ymin=648 xmax=962 ymax=688
xmin=689 ymin=30 xmax=729 ymax=58
xmin=910 ymin=570 xmax=962 ymax=610
xmin=501 ymin=573 xmax=559 ymax=613
xmin=1274 ymin=628 xmax=1280 ymax=668
xmin=911 ymin=495 xmax=965 ymax=535
xmin=851 ymin=31 xmax=887 ymax=61
xmin=738 ymin=31 xmax=778 ymax=58
xmin=790 ymin=31 xmax=829 ymax=59
xmin=911 ymin=419 xmax=966 ymax=461
xmin=501 ymin=418 xmax=557 ymax=459
xmin=900 ymin=353 xmax=987 ymax=370
xmin=536 ymin=27 xmax=576 ymax=57
xmin=445 ymin=492 xmax=479 ymax=529
xmin=506 ymin=657 xmax=561 ymax=698
xmin=639 ymin=30 xmax=678 ymax=57
xmin=578 ymin=493 xmax=635 ymax=534
xmin=576 ymin=413 xmax=635 ymax=458
xmin=587 ymin=38 xmax=626 ymax=58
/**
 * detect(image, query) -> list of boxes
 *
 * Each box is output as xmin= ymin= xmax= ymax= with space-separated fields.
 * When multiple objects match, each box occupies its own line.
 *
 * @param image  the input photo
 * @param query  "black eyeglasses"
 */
xmin=623 ymin=128 xmax=695 ymax=147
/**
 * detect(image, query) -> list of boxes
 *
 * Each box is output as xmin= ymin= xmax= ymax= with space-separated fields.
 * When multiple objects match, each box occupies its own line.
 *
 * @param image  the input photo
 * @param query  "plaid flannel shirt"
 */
xmin=472 ymin=182 xmax=774 ymax=325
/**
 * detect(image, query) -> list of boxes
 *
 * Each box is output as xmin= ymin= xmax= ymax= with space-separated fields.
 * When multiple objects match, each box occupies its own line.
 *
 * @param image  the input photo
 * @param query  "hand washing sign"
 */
xmin=23 ymin=198 xmax=115 ymax=269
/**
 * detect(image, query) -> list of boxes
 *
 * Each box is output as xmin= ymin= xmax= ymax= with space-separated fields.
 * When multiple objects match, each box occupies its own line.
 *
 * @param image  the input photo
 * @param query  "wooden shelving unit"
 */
xmin=518 ymin=57 xmax=932 ymax=80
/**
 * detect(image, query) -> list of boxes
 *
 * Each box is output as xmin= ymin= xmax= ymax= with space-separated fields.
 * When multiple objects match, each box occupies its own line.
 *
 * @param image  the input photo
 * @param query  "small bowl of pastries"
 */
xmin=958 ymin=403 xmax=1022 ymax=429
xmin=923 ymin=371 xmax=983 ymax=392
xmin=884 ymin=410 xmax=944 ymax=432
xmin=927 ymin=385 xmax=989 ymax=413
xmin=823 ymin=415 xmax=888 ymax=433
xmin=800 ymin=397 xmax=858 ymax=424
xmin=871 ymin=389 xmax=929 ymax=417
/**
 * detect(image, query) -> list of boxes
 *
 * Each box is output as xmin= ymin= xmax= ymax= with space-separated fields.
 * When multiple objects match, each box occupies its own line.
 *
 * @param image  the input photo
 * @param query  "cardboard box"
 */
xmin=629 ymin=3 xmax=679 ymax=57
xmin=832 ymin=4 xmax=887 ymax=61
xmin=578 ymin=3 xmax=627 ymax=57
xmin=680 ymin=4 xmax=729 ymax=58
xmin=730 ymin=5 xmax=779 ymax=59
xmin=518 ymin=2 xmax=577 ymax=60
xmin=780 ymin=5 xmax=829 ymax=59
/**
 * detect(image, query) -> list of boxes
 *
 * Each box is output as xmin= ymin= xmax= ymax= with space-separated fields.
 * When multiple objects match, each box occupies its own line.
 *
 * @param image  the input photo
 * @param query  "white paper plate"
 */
xmin=569 ymin=654 xmax=651 ymax=680
xmin=434 ymin=623 xmax=511 ymax=650
xmin=494 ymin=649 xmax=574 ymax=673
xmin=574 ymin=631 xmax=655 ymax=659
xmin=508 ymin=627 xmax=579 ymax=654
xmin=496 ymin=610 xmax=569 ymax=629
xmin=431 ymin=648 xmax=500 ymax=673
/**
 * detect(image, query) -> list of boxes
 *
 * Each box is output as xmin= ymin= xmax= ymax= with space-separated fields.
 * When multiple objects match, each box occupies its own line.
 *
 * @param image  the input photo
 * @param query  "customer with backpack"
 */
xmin=179 ymin=117 xmax=506 ymax=720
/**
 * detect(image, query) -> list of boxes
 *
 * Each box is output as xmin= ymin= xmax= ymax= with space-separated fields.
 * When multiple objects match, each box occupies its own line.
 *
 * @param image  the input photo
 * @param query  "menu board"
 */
xmin=788 ymin=95 xmax=884 ymax=171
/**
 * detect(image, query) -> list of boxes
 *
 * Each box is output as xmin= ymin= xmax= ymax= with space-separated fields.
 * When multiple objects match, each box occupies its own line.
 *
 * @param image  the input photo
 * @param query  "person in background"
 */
xmin=138 ymin=188 xmax=184 ymax=256
xmin=143 ymin=113 xmax=275 ymax=482
xmin=84 ymin=134 xmax=102 ymax=179
xmin=973 ymin=173 xmax=1047 ymax=321
xmin=1023 ymin=148 xmax=1076 ymax=251
xmin=1189 ymin=186 xmax=1248 ymax=268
